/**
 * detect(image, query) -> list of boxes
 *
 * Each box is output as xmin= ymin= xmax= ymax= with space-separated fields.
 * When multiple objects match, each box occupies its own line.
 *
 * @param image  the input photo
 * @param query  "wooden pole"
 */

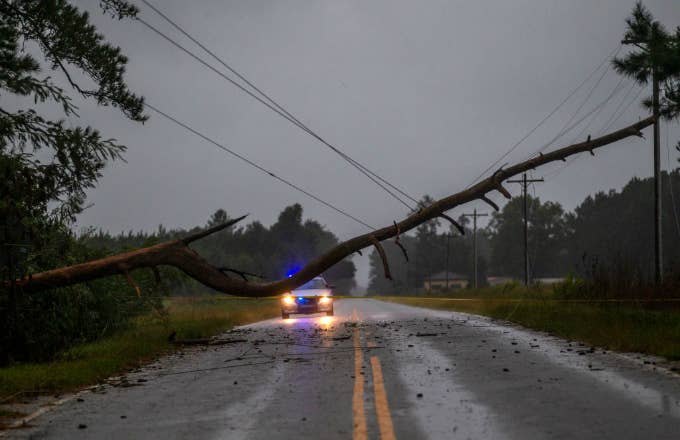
xmin=653 ymin=69 xmax=663 ymax=284
xmin=508 ymin=173 xmax=543 ymax=285
xmin=462 ymin=209 xmax=488 ymax=288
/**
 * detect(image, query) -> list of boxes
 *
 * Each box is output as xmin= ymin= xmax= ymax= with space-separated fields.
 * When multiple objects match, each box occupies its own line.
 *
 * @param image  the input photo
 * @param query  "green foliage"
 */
xmin=368 ymin=171 xmax=680 ymax=295
xmin=0 ymin=297 xmax=279 ymax=400
xmin=613 ymin=2 xmax=680 ymax=119
xmin=82 ymin=204 xmax=358 ymax=294
xmin=488 ymin=195 xmax=569 ymax=279
xmin=385 ymin=297 xmax=680 ymax=360
xmin=568 ymin=171 xmax=680 ymax=280
xmin=0 ymin=237 xmax=167 ymax=365
xmin=0 ymin=1 xmax=145 ymax=365
xmin=0 ymin=0 xmax=144 ymax=226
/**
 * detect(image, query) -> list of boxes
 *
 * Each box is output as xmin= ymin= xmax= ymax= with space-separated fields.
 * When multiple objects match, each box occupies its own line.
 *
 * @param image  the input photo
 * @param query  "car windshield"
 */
xmin=296 ymin=278 xmax=326 ymax=290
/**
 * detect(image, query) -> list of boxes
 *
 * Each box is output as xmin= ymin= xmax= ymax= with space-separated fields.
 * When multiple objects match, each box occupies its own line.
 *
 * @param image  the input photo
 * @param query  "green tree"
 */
xmin=488 ymin=196 xmax=569 ymax=279
xmin=1 ymin=0 xmax=145 ymax=276
xmin=172 ymin=205 xmax=357 ymax=293
xmin=567 ymin=172 xmax=680 ymax=278
xmin=0 ymin=1 xmax=146 ymax=364
xmin=613 ymin=2 xmax=680 ymax=119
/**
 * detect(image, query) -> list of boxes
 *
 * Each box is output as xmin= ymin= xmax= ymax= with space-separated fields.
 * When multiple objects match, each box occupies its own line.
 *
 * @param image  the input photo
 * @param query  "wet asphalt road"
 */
xmin=5 ymin=298 xmax=680 ymax=439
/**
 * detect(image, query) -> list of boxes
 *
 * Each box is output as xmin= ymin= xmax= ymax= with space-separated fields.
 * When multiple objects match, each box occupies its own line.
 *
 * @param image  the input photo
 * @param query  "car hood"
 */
xmin=291 ymin=288 xmax=331 ymax=297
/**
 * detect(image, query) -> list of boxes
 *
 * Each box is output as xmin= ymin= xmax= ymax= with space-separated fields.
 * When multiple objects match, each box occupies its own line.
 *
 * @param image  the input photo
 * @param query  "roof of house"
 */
xmin=427 ymin=271 xmax=467 ymax=281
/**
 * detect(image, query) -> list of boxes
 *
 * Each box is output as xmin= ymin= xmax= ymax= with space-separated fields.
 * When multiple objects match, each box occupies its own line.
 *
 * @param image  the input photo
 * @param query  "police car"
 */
xmin=281 ymin=276 xmax=333 ymax=319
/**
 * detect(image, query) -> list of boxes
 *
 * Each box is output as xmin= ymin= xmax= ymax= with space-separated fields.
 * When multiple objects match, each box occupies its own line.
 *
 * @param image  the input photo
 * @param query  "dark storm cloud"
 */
xmin=58 ymin=1 xmax=680 ymax=285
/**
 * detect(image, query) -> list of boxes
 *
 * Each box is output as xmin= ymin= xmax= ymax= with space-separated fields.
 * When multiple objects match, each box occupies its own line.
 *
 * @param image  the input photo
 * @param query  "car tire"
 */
xmin=282 ymin=312 xmax=290 ymax=319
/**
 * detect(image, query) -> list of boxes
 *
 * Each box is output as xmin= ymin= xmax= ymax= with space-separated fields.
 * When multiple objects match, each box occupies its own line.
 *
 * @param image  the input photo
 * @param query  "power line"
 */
xmin=543 ymin=80 xmax=640 ymax=182
xmin=466 ymin=44 xmax=621 ymax=188
xmin=520 ymin=76 xmax=628 ymax=167
xmin=138 ymin=0 xmax=417 ymax=206
xmin=143 ymin=102 xmax=375 ymax=230
xmin=600 ymin=85 xmax=645 ymax=134
xmin=522 ymin=54 xmax=618 ymax=161
xmin=597 ymin=80 xmax=638 ymax=135
xmin=567 ymin=76 xmax=628 ymax=144
xmin=536 ymin=77 xmax=629 ymax=162
xmin=136 ymin=3 xmax=417 ymax=210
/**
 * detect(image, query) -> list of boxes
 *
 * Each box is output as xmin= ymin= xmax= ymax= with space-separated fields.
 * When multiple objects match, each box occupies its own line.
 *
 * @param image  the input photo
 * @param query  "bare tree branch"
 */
xmin=439 ymin=214 xmax=466 ymax=235
xmin=480 ymin=195 xmax=500 ymax=211
xmin=370 ymin=235 xmax=392 ymax=280
xmin=393 ymin=221 xmax=409 ymax=262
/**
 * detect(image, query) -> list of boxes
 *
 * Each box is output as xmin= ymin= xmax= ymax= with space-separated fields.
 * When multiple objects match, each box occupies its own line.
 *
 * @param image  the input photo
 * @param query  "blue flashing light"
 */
xmin=286 ymin=265 xmax=302 ymax=278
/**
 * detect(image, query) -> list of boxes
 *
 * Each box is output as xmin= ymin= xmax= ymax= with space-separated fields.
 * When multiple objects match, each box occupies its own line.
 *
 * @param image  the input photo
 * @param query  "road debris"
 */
xmin=170 ymin=337 xmax=248 ymax=346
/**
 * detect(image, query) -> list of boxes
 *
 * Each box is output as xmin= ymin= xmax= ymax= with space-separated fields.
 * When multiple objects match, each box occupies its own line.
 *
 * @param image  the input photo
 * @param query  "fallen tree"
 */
xmin=10 ymin=116 xmax=654 ymax=296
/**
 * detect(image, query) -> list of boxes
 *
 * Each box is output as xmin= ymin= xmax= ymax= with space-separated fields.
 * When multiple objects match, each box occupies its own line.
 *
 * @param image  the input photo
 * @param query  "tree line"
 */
xmin=82 ymin=204 xmax=357 ymax=294
xmin=368 ymin=171 xmax=680 ymax=294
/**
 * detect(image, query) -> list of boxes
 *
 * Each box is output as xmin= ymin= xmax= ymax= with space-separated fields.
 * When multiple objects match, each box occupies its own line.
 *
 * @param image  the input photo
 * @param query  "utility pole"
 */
xmin=445 ymin=233 xmax=450 ymax=289
xmin=621 ymin=33 xmax=664 ymax=282
xmin=653 ymin=68 xmax=663 ymax=284
xmin=508 ymin=173 xmax=544 ymax=286
xmin=462 ymin=209 xmax=488 ymax=288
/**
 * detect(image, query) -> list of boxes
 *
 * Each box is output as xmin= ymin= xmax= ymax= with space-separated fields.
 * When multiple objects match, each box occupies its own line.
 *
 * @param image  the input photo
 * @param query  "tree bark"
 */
xmin=11 ymin=116 xmax=654 ymax=297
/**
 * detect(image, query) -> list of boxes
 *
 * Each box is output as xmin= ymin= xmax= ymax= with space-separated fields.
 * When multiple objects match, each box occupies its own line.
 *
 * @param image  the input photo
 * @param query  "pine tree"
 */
xmin=613 ymin=2 xmax=680 ymax=119
xmin=0 ymin=0 xmax=145 ymax=278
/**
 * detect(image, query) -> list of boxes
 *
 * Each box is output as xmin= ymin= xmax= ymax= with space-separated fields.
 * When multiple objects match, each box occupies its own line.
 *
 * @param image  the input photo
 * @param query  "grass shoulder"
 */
xmin=380 ymin=294 xmax=680 ymax=361
xmin=0 ymin=296 xmax=278 ymax=402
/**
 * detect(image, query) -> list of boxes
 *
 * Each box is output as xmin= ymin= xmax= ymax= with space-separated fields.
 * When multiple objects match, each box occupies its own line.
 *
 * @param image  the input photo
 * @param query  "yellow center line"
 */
xmin=352 ymin=310 xmax=368 ymax=440
xmin=370 ymin=356 xmax=396 ymax=440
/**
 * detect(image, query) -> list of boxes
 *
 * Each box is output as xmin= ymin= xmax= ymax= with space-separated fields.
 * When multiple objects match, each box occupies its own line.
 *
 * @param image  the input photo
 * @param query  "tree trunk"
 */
xmin=10 ymin=116 xmax=654 ymax=297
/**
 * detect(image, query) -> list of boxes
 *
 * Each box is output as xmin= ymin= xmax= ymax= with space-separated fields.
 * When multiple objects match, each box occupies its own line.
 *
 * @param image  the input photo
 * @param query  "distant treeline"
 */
xmin=369 ymin=171 xmax=680 ymax=294
xmin=82 ymin=204 xmax=357 ymax=294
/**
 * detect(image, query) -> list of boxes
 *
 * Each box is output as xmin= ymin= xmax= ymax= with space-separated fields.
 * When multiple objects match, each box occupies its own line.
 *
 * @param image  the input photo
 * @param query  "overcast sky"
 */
xmin=40 ymin=1 xmax=680 ymax=286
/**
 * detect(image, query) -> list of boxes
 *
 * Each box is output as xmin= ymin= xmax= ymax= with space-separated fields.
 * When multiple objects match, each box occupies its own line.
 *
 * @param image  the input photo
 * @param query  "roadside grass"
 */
xmin=381 ymin=297 xmax=680 ymax=361
xmin=0 ymin=296 xmax=279 ymax=401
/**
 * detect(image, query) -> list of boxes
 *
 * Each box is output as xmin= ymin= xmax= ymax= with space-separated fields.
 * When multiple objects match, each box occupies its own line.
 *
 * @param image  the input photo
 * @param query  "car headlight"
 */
xmin=282 ymin=295 xmax=294 ymax=305
xmin=318 ymin=296 xmax=332 ymax=304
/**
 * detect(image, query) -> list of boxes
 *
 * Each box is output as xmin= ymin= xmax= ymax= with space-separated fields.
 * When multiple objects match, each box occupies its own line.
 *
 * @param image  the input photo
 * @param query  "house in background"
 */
xmin=533 ymin=277 xmax=565 ymax=285
xmin=487 ymin=276 xmax=516 ymax=286
xmin=424 ymin=271 xmax=469 ymax=291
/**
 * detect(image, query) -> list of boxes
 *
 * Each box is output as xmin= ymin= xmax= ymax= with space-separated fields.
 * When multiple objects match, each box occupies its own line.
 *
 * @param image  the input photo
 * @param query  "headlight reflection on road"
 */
xmin=319 ymin=315 xmax=334 ymax=329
